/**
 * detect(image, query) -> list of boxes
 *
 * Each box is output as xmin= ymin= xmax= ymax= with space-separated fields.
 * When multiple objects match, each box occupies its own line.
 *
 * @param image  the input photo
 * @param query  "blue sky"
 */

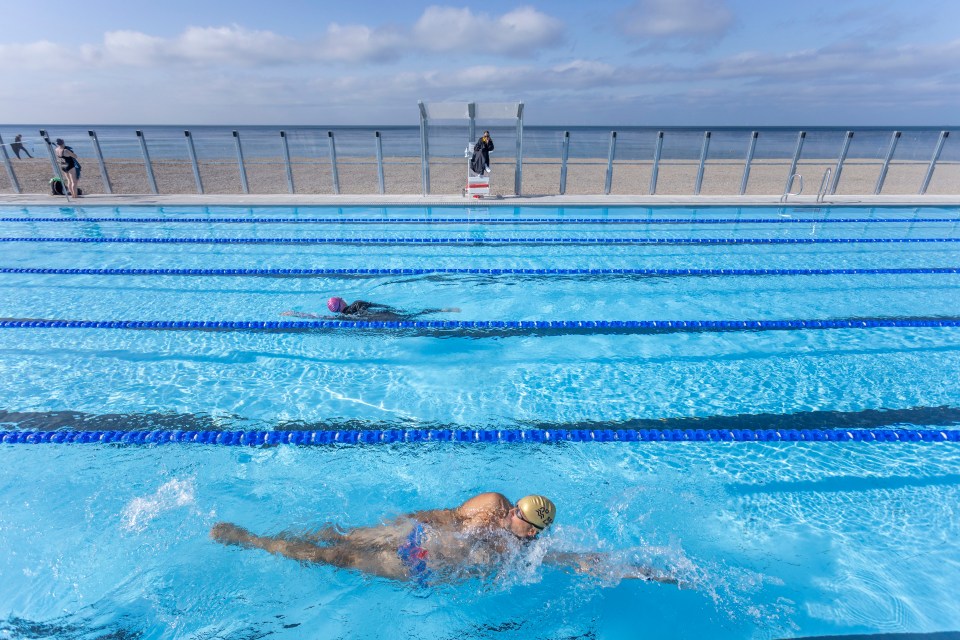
xmin=2 ymin=0 xmax=958 ymax=125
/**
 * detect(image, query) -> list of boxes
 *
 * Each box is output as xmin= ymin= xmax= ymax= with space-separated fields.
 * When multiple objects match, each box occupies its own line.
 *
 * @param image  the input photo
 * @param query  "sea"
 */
xmin=1 ymin=124 xmax=956 ymax=162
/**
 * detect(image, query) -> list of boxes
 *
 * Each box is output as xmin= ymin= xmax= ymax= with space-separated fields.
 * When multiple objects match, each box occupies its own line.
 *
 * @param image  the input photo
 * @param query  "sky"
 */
xmin=1 ymin=0 xmax=958 ymax=125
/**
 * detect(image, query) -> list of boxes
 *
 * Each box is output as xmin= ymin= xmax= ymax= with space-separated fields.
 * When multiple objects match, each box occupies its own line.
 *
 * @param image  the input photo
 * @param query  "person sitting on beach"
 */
xmin=54 ymin=138 xmax=81 ymax=197
xmin=10 ymin=134 xmax=32 ymax=159
xmin=281 ymin=296 xmax=460 ymax=321
xmin=211 ymin=492 xmax=681 ymax=586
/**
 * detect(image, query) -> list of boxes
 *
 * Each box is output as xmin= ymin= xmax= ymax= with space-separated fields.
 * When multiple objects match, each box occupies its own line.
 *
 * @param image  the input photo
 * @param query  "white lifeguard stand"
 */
xmin=464 ymin=142 xmax=490 ymax=198
xmin=417 ymin=101 xmax=524 ymax=196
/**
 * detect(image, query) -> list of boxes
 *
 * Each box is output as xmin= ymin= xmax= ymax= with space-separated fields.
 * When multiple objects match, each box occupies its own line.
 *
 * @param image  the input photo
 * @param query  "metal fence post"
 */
xmin=232 ymin=130 xmax=249 ymax=194
xmin=830 ymin=131 xmax=854 ymax=195
xmin=87 ymin=130 xmax=112 ymax=194
xmin=874 ymin=131 xmax=901 ymax=195
xmin=375 ymin=131 xmax=385 ymax=194
xmin=694 ymin=131 xmax=711 ymax=195
xmin=650 ymin=131 xmax=664 ymax=195
xmin=38 ymin=129 xmax=64 ymax=182
xmin=136 ymin=130 xmax=159 ymax=194
xmin=418 ymin=101 xmax=430 ymax=195
xmin=327 ymin=131 xmax=340 ymax=195
xmin=280 ymin=131 xmax=294 ymax=194
xmin=467 ymin=102 xmax=476 ymax=146
xmin=919 ymin=131 xmax=949 ymax=195
xmin=604 ymin=131 xmax=617 ymax=195
xmin=0 ymin=134 xmax=21 ymax=194
xmin=515 ymin=102 xmax=524 ymax=196
xmin=784 ymin=131 xmax=806 ymax=195
xmin=740 ymin=131 xmax=759 ymax=195
xmin=184 ymin=130 xmax=204 ymax=194
xmin=559 ymin=131 xmax=570 ymax=195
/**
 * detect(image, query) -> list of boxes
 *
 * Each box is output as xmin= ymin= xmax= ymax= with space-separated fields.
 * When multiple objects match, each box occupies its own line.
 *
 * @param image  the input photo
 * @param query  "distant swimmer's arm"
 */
xmin=280 ymin=311 xmax=324 ymax=319
xmin=542 ymin=551 xmax=682 ymax=586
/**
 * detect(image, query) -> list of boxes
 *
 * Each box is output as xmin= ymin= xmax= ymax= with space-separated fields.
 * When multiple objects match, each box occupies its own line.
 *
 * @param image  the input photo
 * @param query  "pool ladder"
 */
xmin=779 ymin=173 xmax=804 ymax=202
xmin=780 ymin=168 xmax=833 ymax=203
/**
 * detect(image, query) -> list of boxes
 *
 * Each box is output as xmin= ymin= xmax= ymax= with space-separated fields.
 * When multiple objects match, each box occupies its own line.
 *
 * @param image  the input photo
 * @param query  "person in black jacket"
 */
xmin=472 ymin=130 xmax=494 ymax=174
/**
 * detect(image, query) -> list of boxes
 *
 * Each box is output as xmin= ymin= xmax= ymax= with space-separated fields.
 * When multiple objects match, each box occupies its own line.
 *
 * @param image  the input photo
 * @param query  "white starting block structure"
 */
xmin=417 ymin=101 xmax=524 ymax=197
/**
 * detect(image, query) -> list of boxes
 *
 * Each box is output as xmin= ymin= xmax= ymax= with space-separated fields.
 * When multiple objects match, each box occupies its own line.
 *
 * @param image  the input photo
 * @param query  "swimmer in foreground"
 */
xmin=281 ymin=296 xmax=461 ymax=321
xmin=211 ymin=492 xmax=681 ymax=586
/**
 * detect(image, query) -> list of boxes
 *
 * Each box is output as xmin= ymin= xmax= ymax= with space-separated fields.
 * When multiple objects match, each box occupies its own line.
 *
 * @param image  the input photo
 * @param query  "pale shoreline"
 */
xmin=1 ymin=156 xmax=957 ymax=197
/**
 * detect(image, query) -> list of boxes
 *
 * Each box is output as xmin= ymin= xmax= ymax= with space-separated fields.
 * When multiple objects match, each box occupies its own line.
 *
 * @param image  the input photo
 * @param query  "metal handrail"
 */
xmin=816 ymin=168 xmax=832 ymax=203
xmin=780 ymin=174 xmax=803 ymax=202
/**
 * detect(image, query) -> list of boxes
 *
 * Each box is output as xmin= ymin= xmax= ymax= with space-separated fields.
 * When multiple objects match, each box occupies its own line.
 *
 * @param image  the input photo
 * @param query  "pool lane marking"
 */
xmin=1 ymin=318 xmax=958 ymax=333
xmin=2 ymin=216 xmax=959 ymax=225
xmin=1 ymin=427 xmax=958 ymax=445
xmin=1 ymin=267 xmax=959 ymax=278
xmin=1 ymin=237 xmax=959 ymax=245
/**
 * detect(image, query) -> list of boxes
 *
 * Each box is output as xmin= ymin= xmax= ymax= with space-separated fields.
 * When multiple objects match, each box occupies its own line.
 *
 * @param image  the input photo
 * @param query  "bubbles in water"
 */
xmin=121 ymin=478 xmax=196 ymax=532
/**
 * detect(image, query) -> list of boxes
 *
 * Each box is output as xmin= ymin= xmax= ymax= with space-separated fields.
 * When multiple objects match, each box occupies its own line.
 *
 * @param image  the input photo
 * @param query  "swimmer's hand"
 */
xmin=440 ymin=307 xmax=461 ymax=313
xmin=211 ymin=522 xmax=253 ymax=546
xmin=620 ymin=565 xmax=683 ymax=585
xmin=546 ymin=551 xmax=683 ymax=586
xmin=280 ymin=311 xmax=323 ymax=319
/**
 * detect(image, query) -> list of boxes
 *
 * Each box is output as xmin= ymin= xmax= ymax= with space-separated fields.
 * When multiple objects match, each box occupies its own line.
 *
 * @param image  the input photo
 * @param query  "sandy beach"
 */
xmin=1 ymin=155 xmax=957 ymax=198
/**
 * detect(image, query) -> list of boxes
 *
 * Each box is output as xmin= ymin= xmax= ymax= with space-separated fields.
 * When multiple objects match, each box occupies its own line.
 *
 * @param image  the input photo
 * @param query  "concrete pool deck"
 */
xmin=1 ymin=194 xmax=959 ymax=207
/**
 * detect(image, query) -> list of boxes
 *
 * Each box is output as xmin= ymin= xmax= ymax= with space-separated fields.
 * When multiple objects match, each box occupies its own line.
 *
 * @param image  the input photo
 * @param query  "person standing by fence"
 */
xmin=10 ymin=134 xmax=32 ymax=159
xmin=54 ymin=138 xmax=81 ymax=197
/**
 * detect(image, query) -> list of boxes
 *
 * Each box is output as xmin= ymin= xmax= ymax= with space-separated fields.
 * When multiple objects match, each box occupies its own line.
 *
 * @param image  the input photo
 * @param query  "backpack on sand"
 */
xmin=49 ymin=178 xmax=81 ymax=196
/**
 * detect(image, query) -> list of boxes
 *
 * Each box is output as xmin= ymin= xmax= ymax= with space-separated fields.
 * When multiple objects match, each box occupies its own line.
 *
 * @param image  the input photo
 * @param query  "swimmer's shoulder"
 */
xmin=456 ymin=492 xmax=511 ymax=524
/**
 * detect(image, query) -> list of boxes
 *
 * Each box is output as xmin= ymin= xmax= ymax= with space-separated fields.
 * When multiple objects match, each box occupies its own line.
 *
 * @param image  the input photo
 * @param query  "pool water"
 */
xmin=0 ymin=205 xmax=958 ymax=639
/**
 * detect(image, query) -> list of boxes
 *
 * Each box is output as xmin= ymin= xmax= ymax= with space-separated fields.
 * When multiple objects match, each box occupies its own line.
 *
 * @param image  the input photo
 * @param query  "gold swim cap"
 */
xmin=516 ymin=495 xmax=556 ymax=530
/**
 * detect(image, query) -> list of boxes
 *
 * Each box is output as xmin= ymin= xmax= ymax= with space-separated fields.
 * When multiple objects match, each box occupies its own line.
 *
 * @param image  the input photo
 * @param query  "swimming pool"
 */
xmin=0 ymin=204 xmax=958 ymax=639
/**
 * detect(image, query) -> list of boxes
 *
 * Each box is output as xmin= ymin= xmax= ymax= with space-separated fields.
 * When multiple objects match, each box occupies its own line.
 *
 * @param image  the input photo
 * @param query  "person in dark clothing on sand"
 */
xmin=10 ymin=134 xmax=32 ymax=159
xmin=281 ymin=296 xmax=461 ymax=321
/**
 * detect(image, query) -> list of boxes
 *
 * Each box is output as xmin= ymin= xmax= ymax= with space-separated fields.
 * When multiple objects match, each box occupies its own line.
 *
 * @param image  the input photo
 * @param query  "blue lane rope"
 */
xmin=1 ymin=237 xmax=958 ymax=246
xmin=2 ymin=216 xmax=958 ymax=225
xmin=1 ymin=319 xmax=958 ymax=331
xmin=1 ymin=428 xmax=958 ymax=445
xmin=1 ymin=267 xmax=957 ymax=278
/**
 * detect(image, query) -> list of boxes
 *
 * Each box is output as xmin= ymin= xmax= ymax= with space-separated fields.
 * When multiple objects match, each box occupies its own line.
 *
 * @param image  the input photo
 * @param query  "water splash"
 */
xmin=121 ymin=478 xmax=196 ymax=532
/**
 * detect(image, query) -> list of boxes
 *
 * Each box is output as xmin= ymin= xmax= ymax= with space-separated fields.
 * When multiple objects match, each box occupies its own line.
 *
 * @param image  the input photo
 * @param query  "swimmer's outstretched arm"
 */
xmin=409 ymin=307 xmax=462 ymax=317
xmin=280 ymin=311 xmax=325 ymax=319
xmin=543 ymin=551 xmax=682 ymax=586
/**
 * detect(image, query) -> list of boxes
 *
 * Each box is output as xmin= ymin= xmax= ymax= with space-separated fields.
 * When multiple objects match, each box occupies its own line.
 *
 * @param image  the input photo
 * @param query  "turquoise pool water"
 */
xmin=0 ymin=205 xmax=958 ymax=639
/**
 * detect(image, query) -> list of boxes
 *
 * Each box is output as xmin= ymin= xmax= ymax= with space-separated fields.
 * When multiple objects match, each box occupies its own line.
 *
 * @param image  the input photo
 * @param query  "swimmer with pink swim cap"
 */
xmin=327 ymin=297 xmax=347 ymax=313
xmin=281 ymin=296 xmax=460 ymax=320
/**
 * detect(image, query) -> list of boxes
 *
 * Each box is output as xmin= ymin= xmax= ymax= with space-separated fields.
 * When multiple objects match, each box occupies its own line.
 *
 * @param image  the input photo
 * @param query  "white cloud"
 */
xmin=618 ymin=0 xmax=733 ymax=49
xmin=699 ymin=39 xmax=960 ymax=81
xmin=413 ymin=6 xmax=564 ymax=56
xmin=98 ymin=30 xmax=167 ymax=66
xmin=172 ymin=25 xmax=299 ymax=65
xmin=0 ymin=6 xmax=565 ymax=72
xmin=318 ymin=23 xmax=405 ymax=63
xmin=0 ymin=40 xmax=73 ymax=70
